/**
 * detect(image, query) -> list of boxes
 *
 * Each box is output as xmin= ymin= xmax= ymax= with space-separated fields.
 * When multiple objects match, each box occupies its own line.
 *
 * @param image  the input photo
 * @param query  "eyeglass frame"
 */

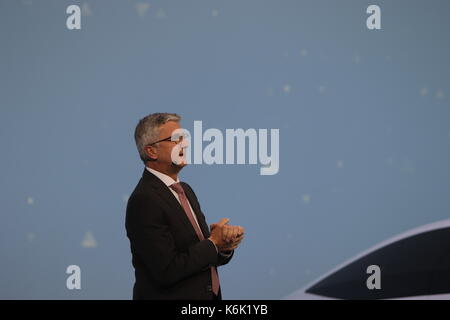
xmin=146 ymin=133 xmax=187 ymax=147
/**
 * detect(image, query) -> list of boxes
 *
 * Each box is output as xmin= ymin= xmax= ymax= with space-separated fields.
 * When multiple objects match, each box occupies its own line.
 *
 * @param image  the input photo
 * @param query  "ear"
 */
xmin=145 ymin=145 xmax=158 ymax=161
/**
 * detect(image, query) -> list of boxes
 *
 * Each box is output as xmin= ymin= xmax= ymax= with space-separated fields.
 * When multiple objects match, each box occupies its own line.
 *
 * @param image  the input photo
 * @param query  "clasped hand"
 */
xmin=208 ymin=218 xmax=245 ymax=252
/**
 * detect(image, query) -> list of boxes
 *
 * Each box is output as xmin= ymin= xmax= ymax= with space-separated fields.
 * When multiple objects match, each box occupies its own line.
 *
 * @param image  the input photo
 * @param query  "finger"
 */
xmin=228 ymin=243 xmax=239 ymax=250
xmin=222 ymin=243 xmax=237 ymax=251
xmin=210 ymin=223 xmax=217 ymax=230
xmin=229 ymin=226 xmax=238 ymax=242
xmin=217 ymin=218 xmax=230 ymax=227
xmin=228 ymin=226 xmax=235 ymax=239
xmin=233 ymin=226 xmax=244 ymax=238
xmin=228 ymin=228 xmax=238 ymax=243
xmin=233 ymin=238 xmax=243 ymax=246
xmin=227 ymin=227 xmax=233 ymax=240
xmin=233 ymin=233 xmax=244 ymax=242
xmin=232 ymin=226 xmax=240 ymax=239
xmin=232 ymin=237 xmax=243 ymax=245
xmin=224 ymin=238 xmax=242 ymax=250
xmin=221 ymin=227 xmax=227 ymax=241
xmin=222 ymin=226 xmax=232 ymax=242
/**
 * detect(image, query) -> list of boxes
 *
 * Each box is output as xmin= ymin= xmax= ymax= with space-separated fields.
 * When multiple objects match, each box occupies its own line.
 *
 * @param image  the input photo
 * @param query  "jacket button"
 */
xmin=207 ymin=285 xmax=212 ymax=292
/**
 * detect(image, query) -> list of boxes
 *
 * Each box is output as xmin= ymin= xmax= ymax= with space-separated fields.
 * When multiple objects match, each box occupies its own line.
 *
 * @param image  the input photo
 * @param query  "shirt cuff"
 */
xmin=219 ymin=250 xmax=233 ymax=257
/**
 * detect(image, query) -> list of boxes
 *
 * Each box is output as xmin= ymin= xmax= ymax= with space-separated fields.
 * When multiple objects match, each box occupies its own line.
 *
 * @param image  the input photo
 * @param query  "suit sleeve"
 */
xmin=126 ymin=193 xmax=219 ymax=288
xmin=217 ymin=249 xmax=234 ymax=266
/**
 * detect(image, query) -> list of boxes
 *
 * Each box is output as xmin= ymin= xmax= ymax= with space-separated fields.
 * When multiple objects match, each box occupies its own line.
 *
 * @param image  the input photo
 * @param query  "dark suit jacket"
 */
xmin=125 ymin=168 xmax=234 ymax=300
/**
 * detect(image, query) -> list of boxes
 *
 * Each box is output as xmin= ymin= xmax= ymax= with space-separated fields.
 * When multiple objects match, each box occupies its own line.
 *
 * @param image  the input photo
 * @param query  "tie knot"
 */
xmin=170 ymin=182 xmax=185 ymax=194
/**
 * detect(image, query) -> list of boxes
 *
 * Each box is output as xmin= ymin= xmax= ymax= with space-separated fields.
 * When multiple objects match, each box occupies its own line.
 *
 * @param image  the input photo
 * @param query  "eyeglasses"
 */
xmin=147 ymin=132 xmax=189 ymax=146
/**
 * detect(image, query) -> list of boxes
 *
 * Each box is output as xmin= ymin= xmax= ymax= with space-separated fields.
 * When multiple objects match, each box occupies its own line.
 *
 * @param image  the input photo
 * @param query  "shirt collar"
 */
xmin=145 ymin=167 xmax=180 ymax=187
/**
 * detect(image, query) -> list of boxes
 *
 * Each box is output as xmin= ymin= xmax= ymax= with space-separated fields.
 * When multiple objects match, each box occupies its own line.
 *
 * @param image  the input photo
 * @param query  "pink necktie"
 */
xmin=170 ymin=182 xmax=220 ymax=295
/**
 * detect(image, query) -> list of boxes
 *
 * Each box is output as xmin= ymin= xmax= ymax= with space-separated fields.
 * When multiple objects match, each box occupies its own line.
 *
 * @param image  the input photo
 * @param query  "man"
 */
xmin=126 ymin=113 xmax=245 ymax=300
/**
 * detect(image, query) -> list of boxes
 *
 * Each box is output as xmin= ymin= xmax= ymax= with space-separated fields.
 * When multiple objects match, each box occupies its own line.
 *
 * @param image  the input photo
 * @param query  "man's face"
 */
xmin=148 ymin=121 xmax=188 ymax=167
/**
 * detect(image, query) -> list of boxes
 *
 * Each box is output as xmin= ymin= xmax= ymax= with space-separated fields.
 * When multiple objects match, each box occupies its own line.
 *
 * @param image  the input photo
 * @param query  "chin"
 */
xmin=172 ymin=160 xmax=187 ymax=168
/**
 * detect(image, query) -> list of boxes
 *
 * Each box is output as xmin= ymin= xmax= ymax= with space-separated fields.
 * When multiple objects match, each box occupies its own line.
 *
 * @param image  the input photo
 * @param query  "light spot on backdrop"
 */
xmin=135 ymin=2 xmax=150 ymax=18
xmin=302 ymin=194 xmax=311 ymax=205
xmin=27 ymin=233 xmax=35 ymax=242
xmin=386 ymin=157 xmax=394 ymax=166
xmin=283 ymin=84 xmax=291 ymax=94
xmin=81 ymin=231 xmax=98 ymax=248
xmin=435 ymin=90 xmax=445 ymax=100
xmin=156 ymin=8 xmax=167 ymax=19
xmin=26 ymin=197 xmax=34 ymax=206
xmin=420 ymin=87 xmax=429 ymax=96
xmin=211 ymin=9 xmax=219 ymax=17
xmin=318 ymin=86 xmax=326 ymax=95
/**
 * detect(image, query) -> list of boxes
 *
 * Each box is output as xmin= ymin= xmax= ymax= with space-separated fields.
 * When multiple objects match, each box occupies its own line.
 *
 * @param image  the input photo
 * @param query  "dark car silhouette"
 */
xmin=285 ymin=219 xmax=450 ymax=300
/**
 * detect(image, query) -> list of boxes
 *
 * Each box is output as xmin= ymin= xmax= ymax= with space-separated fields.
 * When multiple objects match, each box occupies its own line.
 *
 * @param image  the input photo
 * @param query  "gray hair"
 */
xmin=134 ymin=112 xmax=181 ymax=162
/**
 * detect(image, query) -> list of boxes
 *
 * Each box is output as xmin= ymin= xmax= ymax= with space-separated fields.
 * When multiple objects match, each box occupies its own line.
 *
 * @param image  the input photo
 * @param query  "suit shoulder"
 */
xmin=126 ymin=180 xmax=160 ymax=217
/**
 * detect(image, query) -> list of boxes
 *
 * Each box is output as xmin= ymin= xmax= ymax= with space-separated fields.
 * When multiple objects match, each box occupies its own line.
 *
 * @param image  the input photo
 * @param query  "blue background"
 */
xmin=0 ymin=0 xmax=449 ymax=299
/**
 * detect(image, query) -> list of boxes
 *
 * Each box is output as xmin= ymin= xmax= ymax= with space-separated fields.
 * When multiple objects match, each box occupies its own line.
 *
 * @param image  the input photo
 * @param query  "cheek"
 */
xmin=160 ymin=146 xmax=175 ymax=160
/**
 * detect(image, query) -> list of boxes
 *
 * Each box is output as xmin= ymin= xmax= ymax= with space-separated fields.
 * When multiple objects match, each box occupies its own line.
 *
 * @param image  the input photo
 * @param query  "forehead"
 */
xmin=158 ymin=121 xmax=180 ymax=136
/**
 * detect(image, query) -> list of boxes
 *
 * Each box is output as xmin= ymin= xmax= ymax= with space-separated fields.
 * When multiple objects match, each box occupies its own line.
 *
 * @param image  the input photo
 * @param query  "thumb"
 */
xmin=217 ymin=218 xmax=230 ymax=227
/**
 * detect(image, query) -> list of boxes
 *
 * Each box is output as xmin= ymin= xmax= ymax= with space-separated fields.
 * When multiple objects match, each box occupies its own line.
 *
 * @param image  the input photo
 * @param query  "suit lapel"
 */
xmin=142 ymin=169 xmax=198 ymax=240
xmin=181 ymin=183 xmax=210 ymax=238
